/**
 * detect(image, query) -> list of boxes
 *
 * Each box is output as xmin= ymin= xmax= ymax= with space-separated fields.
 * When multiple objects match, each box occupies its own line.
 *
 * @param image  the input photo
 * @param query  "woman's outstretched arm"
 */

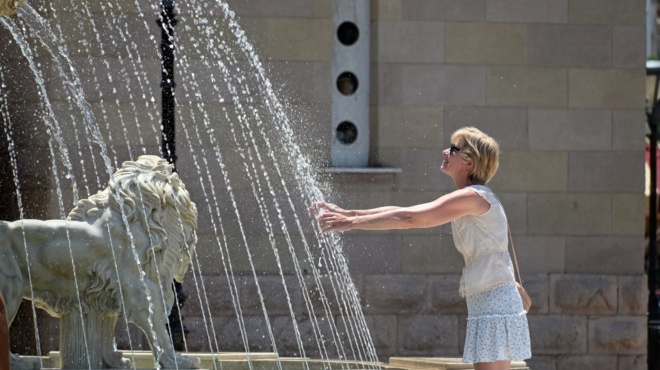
xmin=310 ymin=201 xmax=402 ymax=217
xmin=315 ymin=188 xmax=489 ymax=232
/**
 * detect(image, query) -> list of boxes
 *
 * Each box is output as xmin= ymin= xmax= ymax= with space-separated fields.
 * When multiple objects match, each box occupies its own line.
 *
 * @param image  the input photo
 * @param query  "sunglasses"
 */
xmin=449 ymin=144 xmax=462 ymax=154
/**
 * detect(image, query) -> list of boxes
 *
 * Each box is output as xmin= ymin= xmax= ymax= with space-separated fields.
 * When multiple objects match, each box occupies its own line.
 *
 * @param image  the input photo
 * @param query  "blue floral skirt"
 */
xmin=463 ymin=283 xmax=531 ymax=363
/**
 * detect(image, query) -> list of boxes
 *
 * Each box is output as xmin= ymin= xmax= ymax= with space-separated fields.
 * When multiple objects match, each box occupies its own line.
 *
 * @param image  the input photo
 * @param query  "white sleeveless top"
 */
xmin=451 ymin=185 xmax=516 ymax=297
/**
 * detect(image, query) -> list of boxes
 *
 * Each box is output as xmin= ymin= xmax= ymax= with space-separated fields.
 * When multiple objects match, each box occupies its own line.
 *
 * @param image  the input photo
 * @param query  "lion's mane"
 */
xmin=66 ymin=155 xmax=198 ymax=313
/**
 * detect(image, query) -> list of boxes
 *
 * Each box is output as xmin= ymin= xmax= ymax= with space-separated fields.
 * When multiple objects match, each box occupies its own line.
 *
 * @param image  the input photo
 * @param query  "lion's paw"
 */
xmin=10 ymin=353 xmax=41 ymax=370
xmin=160 ymin=353 xmax=200 ymax=369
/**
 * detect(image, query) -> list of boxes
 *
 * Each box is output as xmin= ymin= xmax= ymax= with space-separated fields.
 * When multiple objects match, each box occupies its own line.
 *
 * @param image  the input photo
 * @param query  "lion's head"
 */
xmin=67 ymin=155 xmax=198 ymax=310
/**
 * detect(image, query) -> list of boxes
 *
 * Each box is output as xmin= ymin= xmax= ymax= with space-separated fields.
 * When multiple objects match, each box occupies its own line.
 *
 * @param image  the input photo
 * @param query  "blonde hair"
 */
xmin=450 ymin=127 xmax=500 ymax=185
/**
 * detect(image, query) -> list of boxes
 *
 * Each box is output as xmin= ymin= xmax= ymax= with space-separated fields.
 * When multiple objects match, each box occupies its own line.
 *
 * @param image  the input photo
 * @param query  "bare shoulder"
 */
xmin=447 ymin=187 xmax=490 ymax=215
xmin=448 ymin=187 xmax=485 ymax=201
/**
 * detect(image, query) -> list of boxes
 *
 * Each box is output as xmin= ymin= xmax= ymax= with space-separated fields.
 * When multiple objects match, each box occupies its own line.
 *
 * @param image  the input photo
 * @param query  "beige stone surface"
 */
xmin=612 ymin=109 xmax=646 ymax=150
xmin=528 ymin=315 xmax=588 ymax=354
xmin=372 ymin=0 xmax=402 ymax=20
xmin=195 ymin=233 xmax=313 ymax=275
xmin=556 ymin=355 xmax=618 ymax=370
xmin=373 ymin=21 xmax=443 ymax=63
xmin=486 ymin=67 xmax=568 ymax=108
xmin=565 ymin=237 xmax=644 ymax=274
xmin=239 ymin=275 xmax=304 ymax=317
xmin=588 ymin=316 xmax=646 ymax=354
xmin=397 ymin=315 xmax=459 ymax=356
xmin=428 ymin=275 xmax=466 ymax=314
xmin=489 ymin=151 xmax=568 ymax=192
xmin=527 ymin=193 xmax=612 ymax=236
xmin=514 ymin=236 xmax=566 ymax=274
xmin=613 ymin=27 xmax=646 ymax=68
xmin=568 ymin=151 xmax=644 ymax=192
xmin=550 ymin=274 xmax=618 ymax=314
xmin=370 ymin=62 xmax=402 ymax=106
xmin=524 ymin=356 xmax=557 ymax=370
xmin=494 ymin=192 xmax=528 ymax=234
xmin=486 ymin=0 xmax=567 ymax=23
xmin=180 ymin=275 xmax=241 ymax=316
xmin=528 ymin=108 xmax=612 ymax=151
xmin=568 ymin=68 xmax=645 ymax=109
xmin=229 ymin=0 xmax=314 ymax=17
xmin=617 ymin=355 xmax=647 ymax=370
xmin=522 ymin=274 xmax=550 ymax=314
xmin=329 ymin=190 xmax=397 ymax=212
xmin=618 ymin=275 xmax=647 ymax=315
xmin=302 ymin=274 xmax=364 ymax=315
xmin=568 ymin=0 xmax=644 ymax=26
xmin=612 ymin=193 xmax=646 ymax=236
xmin=311 ymin=0 xmax=331 ymax=18
xmin=401 ymin=234 xmax=465 ymax=274
xmin=445 ymin=23 xmax=526 ymax=66
xmin=266 ymin=18 xmax=332 ymax=61
xmin=397 ymin=148 xmax=456 ymax=192
xmin=341 ymin=233 xmax=404 ymax=274
xmin=43 ymin=57 xmax=161 ymax=104
xmin=365 ymin=315 xmax=398 ymax=356
xmin=443 ymin=106 xmax=528 ymax=150
xmin=83 ymin=0 xmax=155 ymax=14
xmin=528 ymin=25 xmax=612 ymax=68
xmin=402 ymin=0 xmax=485 ymax=22
xmin=374 ymin=105 xmax=443 ymax=149
xmin=363 ymin=275 xmax=427 ymax=314
xmin=268 ymin=61 xmax=333 ymax=103
xmin=400 ymin=64 xmax=487 ymax=106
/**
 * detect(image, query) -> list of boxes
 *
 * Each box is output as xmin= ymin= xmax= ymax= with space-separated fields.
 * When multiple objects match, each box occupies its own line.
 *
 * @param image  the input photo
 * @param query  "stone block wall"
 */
xmin=0 ymin=0 xmax=649 ymax=369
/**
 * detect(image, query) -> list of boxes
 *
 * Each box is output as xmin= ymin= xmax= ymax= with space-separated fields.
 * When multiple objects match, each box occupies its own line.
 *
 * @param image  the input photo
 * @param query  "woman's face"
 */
xmin=441 ymin=141 xmax=471 ymax=178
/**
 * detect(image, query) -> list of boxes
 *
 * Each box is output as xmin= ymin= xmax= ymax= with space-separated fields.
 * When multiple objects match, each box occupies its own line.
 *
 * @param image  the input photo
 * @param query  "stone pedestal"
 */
xmin=32 ymin=351 xmax=529 ymax=369
xmin=388 ymin=357 xmax=529 ymax=369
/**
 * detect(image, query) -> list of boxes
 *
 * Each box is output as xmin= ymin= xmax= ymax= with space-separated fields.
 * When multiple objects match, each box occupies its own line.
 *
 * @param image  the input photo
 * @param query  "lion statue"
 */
xmin=0 ymin=155 xmax=199 ymax=369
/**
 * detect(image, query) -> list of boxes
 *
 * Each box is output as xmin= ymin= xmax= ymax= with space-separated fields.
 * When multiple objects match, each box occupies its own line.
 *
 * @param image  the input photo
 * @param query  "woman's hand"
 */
xmin=317 ymin=211 xmax=354 ymax=233
xmin=309 ymin=201 xmax=350 ymax=216
xmin=310 ymin=201 xmax=355 ymax=232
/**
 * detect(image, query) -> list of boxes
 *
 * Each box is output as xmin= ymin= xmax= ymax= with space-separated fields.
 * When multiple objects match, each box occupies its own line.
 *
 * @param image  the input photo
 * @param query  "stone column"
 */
xmin=59 ymin=310 xmax=124 ymax=369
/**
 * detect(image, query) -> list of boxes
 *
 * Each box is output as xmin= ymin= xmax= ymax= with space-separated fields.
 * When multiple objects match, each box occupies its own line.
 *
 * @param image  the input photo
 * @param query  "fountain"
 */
xmin=0 ymin=0 xmax=384 ymax=368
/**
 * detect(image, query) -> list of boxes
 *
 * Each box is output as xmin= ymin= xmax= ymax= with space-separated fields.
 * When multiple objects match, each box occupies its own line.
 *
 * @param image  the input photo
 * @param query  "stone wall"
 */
xmin=183 ymin=1 xmax=648 ymax=369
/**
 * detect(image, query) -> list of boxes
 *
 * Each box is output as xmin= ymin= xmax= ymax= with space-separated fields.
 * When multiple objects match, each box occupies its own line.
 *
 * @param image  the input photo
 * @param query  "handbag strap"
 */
xmin=507 ymin=225 xmax=524 ymax=285
xmin=491 ymin=192 xmax=524 ymax=285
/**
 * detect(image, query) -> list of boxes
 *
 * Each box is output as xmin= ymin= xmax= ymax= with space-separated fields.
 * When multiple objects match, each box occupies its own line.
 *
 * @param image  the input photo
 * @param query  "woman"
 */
xmin=312 ymin=127 xmax=531 ymax=370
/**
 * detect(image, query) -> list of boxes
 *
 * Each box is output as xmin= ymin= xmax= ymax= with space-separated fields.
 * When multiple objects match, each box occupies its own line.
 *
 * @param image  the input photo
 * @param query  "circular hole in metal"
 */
xmin=336 ymin=121 xmax=358 ymax=145
xmin=337 ymin=21 xmax=359 ymax=46
xmin=336 ymin=72 xmax=358 ymax=96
